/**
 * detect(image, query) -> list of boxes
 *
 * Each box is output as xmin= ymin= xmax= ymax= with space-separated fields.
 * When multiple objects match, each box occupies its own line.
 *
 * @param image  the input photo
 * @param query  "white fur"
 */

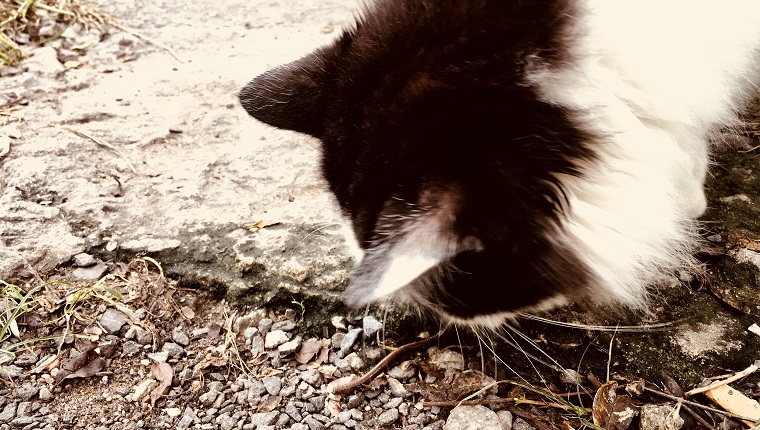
xmin=528 ymin=0 xmax=760 ymax=308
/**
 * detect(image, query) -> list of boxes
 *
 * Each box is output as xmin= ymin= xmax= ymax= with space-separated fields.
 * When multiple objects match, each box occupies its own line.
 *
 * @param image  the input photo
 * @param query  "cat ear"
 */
xmin=343 ymin=215 xmax=477 ymax=308
xmin=239 ymin=51 xmax=329 ymax=137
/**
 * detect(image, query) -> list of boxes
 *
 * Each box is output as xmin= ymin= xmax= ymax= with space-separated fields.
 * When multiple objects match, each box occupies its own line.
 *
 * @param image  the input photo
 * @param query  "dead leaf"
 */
xmin=592 ymin=381 xmax=637 ymax=430
xmin=257 ymin=395 xmax=282 ymax=412
xmin=64 ymin=60 xmax=85 ymax=69
xmin=367 ymin=374 xmax=388 ymax=391
xmin=704 ymin=384 xmax=760 ymax=425
xmin=245 ymin=220 xmax=280 ymax=230
xmin=55 ymin=350 xmax=105 ymax=384
xmin=149 ymin=362 xmax=174 ymax=406
xmin=295 ymin=338 xmax=322 ymax=364
xmin=195 ymin=354 xmax=228 ymax=372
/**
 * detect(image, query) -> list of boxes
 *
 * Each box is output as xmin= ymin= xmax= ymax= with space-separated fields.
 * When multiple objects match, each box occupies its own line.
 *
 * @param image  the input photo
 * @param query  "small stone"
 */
xmin=72 ymin=262 xmax=108 ymax=281
xmin=249 ymin=411 xmax=278 ymax=427
xmin=199 ymin=390 xmax=218 ymax=407
xmin=362 ymin=316 xmax=383 ymax=337
xmin=278 ymin=337 xmax=301 ymax=356
xmin=376 ymin=408 xmax=399 ymax=426
xmin=147 ymin=351 xmax=169 ymax=363
xmin=388 ymin=361 xmax=416 ymax=380
xmin=15 ymin=384 xmax=37 ymax=402
xmin=271 ymin=320 xmax=296 ymax=332
xmin=303 ymin=416 xmax=326 ymax=430
xmin=161 ymin=342 xmax=184 ymax=358
xmin=176 ymin=407 xmax=198 ymax=430
xmin=122 ymin=340 xmax=142 ymax=356
xmin=192 ymin=327 xmax=209 ymax=337
xmin=640 ymin=404 xmax=684 ymax=430
xmin=512 ymin=417 xmax=534 ymax=430
xmin=172 ymin=329 xmax=190 ymax=346
xmin=265 ymin=330 xmax=289 ymax=349
xmin=331 ymin=316 xmax=347 ymax=330
xmin=125 ymin=325 xmax=153 ymax=345
xmin=496 ymin=410 xmax=513 ymax=429
xmin=258 ymin=318 xmax=273 ymax=335
xmin=165 ymin=407 xmax=182 ymax=418
xmin=243 ymin=326 xmax=259 ymax=340
xmin=0 ymin=403 xmax=16 ymax=422
xmin=300 ymin=369 xmax=323 ymax=387
xmin=73 ymin=253 xmax=96 ymax=267
xmin=250 ymin=335 xmax=265 ymax=357
xmin=99 ymin=308 xmax=129 ymax=333
xmin=261 ymin=376 xmax=282 ymax=396
xmin=340 ymin=328 xmax=363 ymax=356
xmin=38 ymin=387 xmax=53 ymax=401
xmin=444 ymin=405 xmax=504 ymax=430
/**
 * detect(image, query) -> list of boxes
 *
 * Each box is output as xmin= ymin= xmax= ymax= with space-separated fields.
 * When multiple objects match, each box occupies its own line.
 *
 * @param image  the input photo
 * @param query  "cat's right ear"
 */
xmin=239 ymin=50 xmax=330 ymax=138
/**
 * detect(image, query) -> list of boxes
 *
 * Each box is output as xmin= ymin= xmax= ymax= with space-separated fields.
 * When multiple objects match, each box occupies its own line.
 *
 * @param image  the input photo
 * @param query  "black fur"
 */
xmin=240 ymin=0 xmax=597 ymax=321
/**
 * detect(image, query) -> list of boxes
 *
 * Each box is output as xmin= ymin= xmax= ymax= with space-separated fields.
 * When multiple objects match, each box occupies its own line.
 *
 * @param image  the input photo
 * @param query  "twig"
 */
xmin=107 ymin=21 xmax=185 ymax=63
xmin=329 ymin=329 xmax=445 ymax=395
xmin=56 ymin=126 xmax=137 ymax=174
xmin=423 ymin=396 xmax=591 ymax=412
xmin=684 ymin=363 xmax=759 ymax=397
xmin=644 ymin=386 xmax=758 ymax=422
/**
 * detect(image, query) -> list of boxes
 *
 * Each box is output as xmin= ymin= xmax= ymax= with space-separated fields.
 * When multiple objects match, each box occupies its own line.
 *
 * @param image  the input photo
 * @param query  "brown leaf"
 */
xmin=149 ymin=362 xmax=174 ymax=406
xmin=592 ymin=382 xmax=637 ymax=430
xmin=195 ymin=354 xmax=228 ymax=372
xmin=367 ymin=374 xmax=388 ymax=391
xmin=55 ymin=350 xmax=104 ymax=384
xmin=257 ymin=395 xmax=282 ymax=413
xmin=295 ymin=338 xmax=322 ymax=364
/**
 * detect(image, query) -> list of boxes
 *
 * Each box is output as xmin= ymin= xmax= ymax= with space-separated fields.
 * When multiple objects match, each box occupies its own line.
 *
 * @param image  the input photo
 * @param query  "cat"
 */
xmin=240 ymin=0 xmax=760 ymax=327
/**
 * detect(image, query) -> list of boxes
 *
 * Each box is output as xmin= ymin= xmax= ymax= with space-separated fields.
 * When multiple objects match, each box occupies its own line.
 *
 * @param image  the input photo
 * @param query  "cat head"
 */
xmin=240 ymin=0 xmax=594 ymax=326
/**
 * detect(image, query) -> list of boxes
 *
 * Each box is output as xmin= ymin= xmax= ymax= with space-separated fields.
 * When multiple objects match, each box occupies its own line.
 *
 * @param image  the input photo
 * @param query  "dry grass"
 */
xmin=0 ymin=0 xmax=111 ymax=66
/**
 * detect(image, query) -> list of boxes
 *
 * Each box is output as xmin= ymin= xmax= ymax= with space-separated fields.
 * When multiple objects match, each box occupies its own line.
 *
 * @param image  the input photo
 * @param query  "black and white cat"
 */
xmin=240 ymin=0 xmax=760 ymax=327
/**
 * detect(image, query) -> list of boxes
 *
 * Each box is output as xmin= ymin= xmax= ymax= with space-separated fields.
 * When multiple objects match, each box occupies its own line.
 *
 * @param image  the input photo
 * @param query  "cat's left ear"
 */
xmin=343 ymin=223 xmax=458 ymax=308
xmin=239 ymin=49 xmax=331 ymax=138
xmin=343 ymin=197 xmax=481 ymax=308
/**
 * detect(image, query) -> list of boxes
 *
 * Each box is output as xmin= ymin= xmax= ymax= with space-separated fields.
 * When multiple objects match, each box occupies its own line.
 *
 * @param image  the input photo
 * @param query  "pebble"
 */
xmin=15 ymin=384 xmax=37 ymax=402
xmin=444 ymin=405 xmax=504 ymax=430
xmin=258 ymin=318 xmax=274 ymax=335
xmin=99 ymin=308 xmax=129 ymax=333
xmin=72 ymin=262 xmax=109 ymax=281
xmin=376 ymin=408 xmax=400 ymax=426
xmin=271 ymin=320 xmax=296 ymax=332
xmin=161 ymin=342 xmax=184 ymax=358
xmin=172 ymin=329 xmax=191 ymax=346
xmin=73 ymin=253 xmax=97 ymax=267
xmin=512 ymin=417 xmax=535 ymax=430
xmin=262 ymin=376 xmax=282 ymax=396
xmin=340 ymin=328 xmax=363 ymax=356
xmin=125 ymin=325 xmax=153 ymax=345
xmin=38 ymin=387 xmax=53 ymax=401
xmin=300 ymin=369 xmax=323 ymax=387
xmin=278 ymin=337 xmax=302 ymax=356
xmin=362 ymin=316 xmax=383 ymax=337
xmin=387 ymin=377 xmax=412 ymax=398
xmin=0 ymin=403 xmax=16 ymax=422
xmin=147 ymin=351 xmax=169 ymax=363
xmin=250 ymin=411 xmax=278 ymax=427
xmin=265 ymin=330 xmax=289 ymax=349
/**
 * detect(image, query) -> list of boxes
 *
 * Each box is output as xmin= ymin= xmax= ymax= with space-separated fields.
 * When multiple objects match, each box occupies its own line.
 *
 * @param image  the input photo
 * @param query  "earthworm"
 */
xmin=330 ymin=328 xmax=446 ymax=396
